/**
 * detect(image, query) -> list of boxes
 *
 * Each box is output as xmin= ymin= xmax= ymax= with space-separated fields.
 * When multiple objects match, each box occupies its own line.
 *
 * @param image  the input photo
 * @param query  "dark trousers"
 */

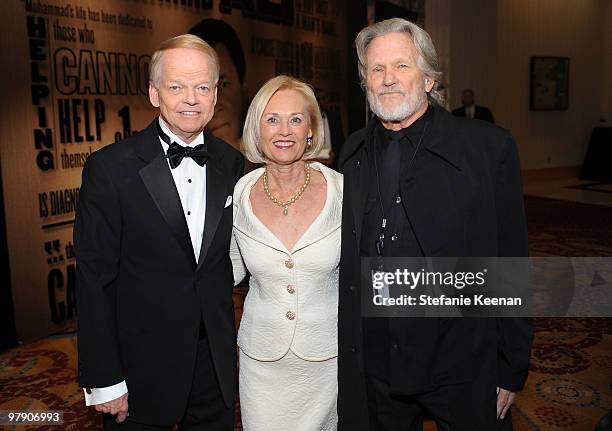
xmin=365 ymin=372 xmax=513 ymax=431
xmin=104 ymin=336 xmax=233 ymax=431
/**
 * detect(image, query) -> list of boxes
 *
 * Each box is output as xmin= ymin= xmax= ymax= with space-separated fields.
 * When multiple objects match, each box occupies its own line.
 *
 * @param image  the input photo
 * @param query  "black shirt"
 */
xmin=360 ymin=106 xmax=433 ymax=258
xmin=360 ymin=106 xmax=433 ymax=379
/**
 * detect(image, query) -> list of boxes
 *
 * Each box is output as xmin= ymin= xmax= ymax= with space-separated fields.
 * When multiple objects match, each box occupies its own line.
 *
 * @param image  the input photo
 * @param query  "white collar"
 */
xmin=158 ymin=117 xmax=204 ymax=150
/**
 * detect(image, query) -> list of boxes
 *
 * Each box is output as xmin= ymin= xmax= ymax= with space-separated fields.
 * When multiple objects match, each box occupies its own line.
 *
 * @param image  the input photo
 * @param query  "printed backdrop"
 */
xmin=0 ymin=0 xmax=348 ymax=342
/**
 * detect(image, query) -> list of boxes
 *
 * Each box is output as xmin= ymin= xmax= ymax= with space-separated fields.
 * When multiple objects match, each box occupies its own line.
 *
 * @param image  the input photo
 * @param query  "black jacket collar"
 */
xmin=342 ymin=105 xmax=463 ymax=171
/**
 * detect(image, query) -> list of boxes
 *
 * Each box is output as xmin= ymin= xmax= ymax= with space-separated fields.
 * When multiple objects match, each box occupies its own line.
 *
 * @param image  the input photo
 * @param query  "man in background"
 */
xmin=452 ymin=88 xmax=495 ymax=123
xmin=313 ymin=91 xmax=345 ymax=169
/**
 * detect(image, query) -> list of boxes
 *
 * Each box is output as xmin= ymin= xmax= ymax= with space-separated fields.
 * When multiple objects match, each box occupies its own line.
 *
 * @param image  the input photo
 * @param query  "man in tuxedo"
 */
xmin=338 ymin=19 xmax=532 ymax=430
xmin=452 ymin=89 xmax=496 ymax=123
xmin=75 ymin=34 xmax=244 ymax=430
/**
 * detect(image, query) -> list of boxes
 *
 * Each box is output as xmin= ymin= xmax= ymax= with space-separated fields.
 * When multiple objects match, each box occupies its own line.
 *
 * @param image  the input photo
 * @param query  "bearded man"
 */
xmin=337 ymin=18 xmax=533 ymax=431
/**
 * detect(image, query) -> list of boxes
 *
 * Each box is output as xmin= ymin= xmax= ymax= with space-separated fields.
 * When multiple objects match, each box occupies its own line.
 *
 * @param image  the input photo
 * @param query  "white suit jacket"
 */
xmin=231 ymin=162 xmax=342 ymax=361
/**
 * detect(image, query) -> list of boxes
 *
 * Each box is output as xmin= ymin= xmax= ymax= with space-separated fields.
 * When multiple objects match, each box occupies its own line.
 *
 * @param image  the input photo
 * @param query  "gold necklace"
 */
xmin=263 ymin=163 xmax=311 ymax=215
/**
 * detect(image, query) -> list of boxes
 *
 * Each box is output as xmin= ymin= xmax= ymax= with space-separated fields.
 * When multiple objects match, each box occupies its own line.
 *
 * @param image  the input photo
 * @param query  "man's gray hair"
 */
xmin=355 ymin=18 xmax=445 ymax=106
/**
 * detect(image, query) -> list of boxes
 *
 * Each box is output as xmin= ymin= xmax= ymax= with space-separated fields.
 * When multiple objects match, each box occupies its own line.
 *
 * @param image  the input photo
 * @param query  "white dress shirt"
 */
xmin=84 ymin=118 xmax=207 ymax=406
xmin=157 ymin=118 xmax=207 ymax=262
xmin=314 ymin=112 xmax=332 ymax=159
xmin=466 ymin=105 xmax=475 ymax=119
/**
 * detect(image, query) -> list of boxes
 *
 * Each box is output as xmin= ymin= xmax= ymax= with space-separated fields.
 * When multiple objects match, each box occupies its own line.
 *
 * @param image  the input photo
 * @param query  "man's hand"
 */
xmin=496 ymin=388 xmax=515 ymax=420
xmin=95 ymin=393 xmax=129 ymax=423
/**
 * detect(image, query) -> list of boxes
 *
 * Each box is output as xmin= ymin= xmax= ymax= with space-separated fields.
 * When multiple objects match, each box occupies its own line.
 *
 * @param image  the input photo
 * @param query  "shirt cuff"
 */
xmin=83 ymin=380 xmax=128 ymax=406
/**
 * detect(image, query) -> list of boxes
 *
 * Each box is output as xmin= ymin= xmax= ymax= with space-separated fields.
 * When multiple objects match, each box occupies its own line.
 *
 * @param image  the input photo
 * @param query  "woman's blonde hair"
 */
xmin=242 ymin=75 xmax=324 ymax=164
xmin=149 ymin=34 xmax=219 ymax=87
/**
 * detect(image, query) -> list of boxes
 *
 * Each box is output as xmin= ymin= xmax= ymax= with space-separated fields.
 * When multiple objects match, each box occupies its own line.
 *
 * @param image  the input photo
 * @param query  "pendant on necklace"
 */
xmin=283 ymin=205 xmax=289 ymax=216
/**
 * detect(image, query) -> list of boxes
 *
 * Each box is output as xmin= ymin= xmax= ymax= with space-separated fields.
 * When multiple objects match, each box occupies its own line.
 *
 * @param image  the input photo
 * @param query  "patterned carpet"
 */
xmin=525 ymin=196 xmax=612 ymax=257
xmin=512 ymin=318 xmax=611 ymax=431
xmin=0 ymin=335 xmax=98 ymax=431
xmin=508 ymin=197 xmax=612 ymax=431
xmin=0 ymin=196 xmax=610 ymax=430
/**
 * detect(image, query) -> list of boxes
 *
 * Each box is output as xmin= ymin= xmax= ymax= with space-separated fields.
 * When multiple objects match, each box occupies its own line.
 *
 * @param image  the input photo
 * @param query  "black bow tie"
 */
xmin=167 ymin=142 xmax=209 ymax=168
xmin=158 ymin=122 xmax=209 ymax=169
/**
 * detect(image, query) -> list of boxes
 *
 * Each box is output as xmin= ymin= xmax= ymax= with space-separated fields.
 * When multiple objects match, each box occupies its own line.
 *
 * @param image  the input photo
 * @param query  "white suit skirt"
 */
xmin=239 ymin=349 xmax=338 ymax=431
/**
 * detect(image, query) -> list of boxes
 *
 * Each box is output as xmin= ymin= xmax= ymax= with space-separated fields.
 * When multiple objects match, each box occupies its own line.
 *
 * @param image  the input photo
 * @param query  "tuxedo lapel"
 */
xmin=137 ymin=120 xmax=196 ymax=267
xmin=196 ymin=136 xmax=229 ymax=270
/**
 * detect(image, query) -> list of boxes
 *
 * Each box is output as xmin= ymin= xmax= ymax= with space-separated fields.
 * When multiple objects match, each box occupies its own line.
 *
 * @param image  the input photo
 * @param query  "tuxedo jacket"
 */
xmin=337 ymin=106 xmax=532 ymax=430
xmin=452 ymin=104 xmax=495 ymax=124
xmin=75 ymin=119 xmax=244 ymax=425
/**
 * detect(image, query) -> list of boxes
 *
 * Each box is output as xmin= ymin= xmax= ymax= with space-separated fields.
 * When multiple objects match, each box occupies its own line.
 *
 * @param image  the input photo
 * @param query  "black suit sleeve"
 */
xmin=234 ymin=153 xmax=245 ymax=183
xmin=337 ymin=134 xmax=355 ymax=173
xmin=494 ymin=133 xmax=533 ymax=392
xmin=74 ymin=153 xmax=124 ymax=388
xmin=483 ymin=107 xmax=495 ymax=124
xmin=451 ymin=108 xmax=464 ymax=117
xmin=338 ymin=149 xmax=348 ymax=173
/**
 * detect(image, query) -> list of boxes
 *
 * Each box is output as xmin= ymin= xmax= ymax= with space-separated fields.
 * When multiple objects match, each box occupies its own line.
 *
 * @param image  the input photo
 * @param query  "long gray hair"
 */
xmin=355 ymin=18 xmax=444 ymax=106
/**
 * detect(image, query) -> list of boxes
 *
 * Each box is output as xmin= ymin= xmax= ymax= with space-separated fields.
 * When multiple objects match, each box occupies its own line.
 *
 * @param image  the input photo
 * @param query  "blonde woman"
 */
xmin=231 ymin=75 xmax=341 ymax=430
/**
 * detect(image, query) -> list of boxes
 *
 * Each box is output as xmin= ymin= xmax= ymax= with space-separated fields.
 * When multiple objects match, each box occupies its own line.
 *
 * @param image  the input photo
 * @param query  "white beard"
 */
xmin=367 ymin=86 xmax=427 ymax=122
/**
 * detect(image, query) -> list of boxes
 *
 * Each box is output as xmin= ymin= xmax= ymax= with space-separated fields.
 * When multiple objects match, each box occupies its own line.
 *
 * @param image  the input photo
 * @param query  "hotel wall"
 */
xmin=427 ymin=0 xmax=610 ymax=170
